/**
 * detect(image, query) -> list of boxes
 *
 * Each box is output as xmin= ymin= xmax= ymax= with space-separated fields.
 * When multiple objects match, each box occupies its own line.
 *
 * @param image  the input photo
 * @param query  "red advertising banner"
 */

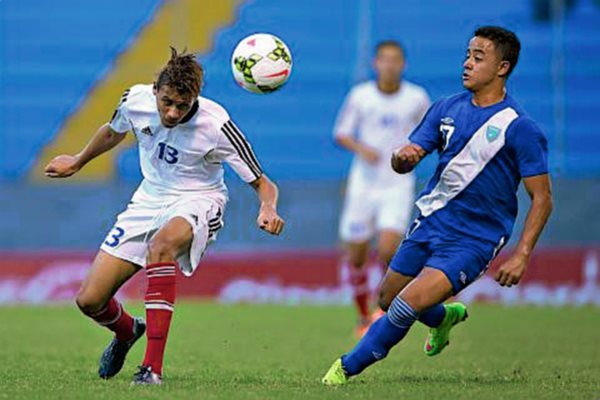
xmin=0 ymin=248 xmax=598 ymax=305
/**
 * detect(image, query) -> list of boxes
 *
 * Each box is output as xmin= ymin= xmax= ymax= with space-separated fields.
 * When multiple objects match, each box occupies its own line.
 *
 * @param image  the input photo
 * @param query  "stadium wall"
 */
xmin=0 ymin=247 xmax=598 ymax=306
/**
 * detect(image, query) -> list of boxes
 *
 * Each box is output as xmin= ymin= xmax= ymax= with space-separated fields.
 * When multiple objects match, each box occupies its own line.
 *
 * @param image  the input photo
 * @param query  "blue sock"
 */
xmin=418 ymin=304 xmax=446 ymax=328
xmin=341 ymin=297 xmax=418 ymax=376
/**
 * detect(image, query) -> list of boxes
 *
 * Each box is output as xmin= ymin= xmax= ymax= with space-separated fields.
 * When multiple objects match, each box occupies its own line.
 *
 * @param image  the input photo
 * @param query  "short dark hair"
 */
xmin=156 ymin=47 xmax=204 ymax=98
xmin=474 ymin=26 xmax=521 ymax=77
xmin=375 ymin=40 xmax=405 ymax=58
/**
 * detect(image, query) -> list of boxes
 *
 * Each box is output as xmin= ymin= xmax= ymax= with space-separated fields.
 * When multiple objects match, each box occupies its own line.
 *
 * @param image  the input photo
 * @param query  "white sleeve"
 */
xmin=108 ymin=88 xmax=133 ymax=134
xmin=333 ymin=88 xmax=361 ymax=138
xmin=215 ymin=119 xmax=263 ymax=182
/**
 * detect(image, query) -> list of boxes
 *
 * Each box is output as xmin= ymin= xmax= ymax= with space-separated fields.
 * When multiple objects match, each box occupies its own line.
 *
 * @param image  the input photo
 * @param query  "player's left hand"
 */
xmin=495 ymin=253 xmax=529 ymax=287
xmin=257 ymin=205 xmax=285 ymax=235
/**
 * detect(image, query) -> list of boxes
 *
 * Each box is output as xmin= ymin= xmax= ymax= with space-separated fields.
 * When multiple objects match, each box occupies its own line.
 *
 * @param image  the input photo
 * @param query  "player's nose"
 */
xmin=166 ymin=108 xmax=181 ymax=120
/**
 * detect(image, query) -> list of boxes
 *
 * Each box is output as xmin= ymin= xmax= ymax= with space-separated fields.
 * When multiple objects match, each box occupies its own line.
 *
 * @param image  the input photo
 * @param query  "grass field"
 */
xmin=0 ymin=303 xmax=598 ymax=399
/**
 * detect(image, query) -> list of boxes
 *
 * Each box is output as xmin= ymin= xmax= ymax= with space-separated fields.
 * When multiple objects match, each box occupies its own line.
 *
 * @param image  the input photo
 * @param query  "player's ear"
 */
xmin=498 ymin=60 xmax=510 ymax=78
xmin=152 ymin=82 xmax=158 ymax=95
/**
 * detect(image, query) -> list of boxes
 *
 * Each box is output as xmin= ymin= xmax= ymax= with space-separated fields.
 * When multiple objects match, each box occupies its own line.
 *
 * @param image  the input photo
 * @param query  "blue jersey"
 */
xmin=408 ymin=92 xmax=548 ymax=245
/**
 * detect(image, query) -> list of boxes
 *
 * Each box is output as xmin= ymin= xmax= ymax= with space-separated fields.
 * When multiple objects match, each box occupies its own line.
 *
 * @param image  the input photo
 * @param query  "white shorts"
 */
xmin=339 ymin=179 xmax=415 ymax=243
xmin=100 ymin=187 xmax=227 ymax=277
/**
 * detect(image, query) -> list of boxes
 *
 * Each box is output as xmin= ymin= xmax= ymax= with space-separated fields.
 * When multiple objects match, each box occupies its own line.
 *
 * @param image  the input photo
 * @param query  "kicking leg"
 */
xmin=134 ymin=216 xmax=192 ymax=385
xmin=75 ymin=250 xmax=145 ymax=379
xmin=323 ymin=267 xmax=453 ymax=385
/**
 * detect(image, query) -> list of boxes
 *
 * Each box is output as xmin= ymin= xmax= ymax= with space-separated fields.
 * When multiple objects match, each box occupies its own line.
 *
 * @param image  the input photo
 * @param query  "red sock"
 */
xmin=349 ymin=266 xmax=370 ymax=322
xmin=88 ymin=298 xmax=135 ymax=342
xmin=142 ymin=262 xmax=177 ymax=376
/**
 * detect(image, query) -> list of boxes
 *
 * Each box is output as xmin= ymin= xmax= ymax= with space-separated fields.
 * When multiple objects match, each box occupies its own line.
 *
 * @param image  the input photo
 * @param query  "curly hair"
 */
xmin=156 ymin=46 xmax=204 ymax=99
xmin=474 ymin=26 xmax=521 ymax=78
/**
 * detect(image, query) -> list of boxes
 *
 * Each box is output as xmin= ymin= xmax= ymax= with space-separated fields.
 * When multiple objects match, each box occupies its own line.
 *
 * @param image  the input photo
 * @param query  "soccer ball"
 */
xmin=231 ymin=33 xmax=292 ymax=94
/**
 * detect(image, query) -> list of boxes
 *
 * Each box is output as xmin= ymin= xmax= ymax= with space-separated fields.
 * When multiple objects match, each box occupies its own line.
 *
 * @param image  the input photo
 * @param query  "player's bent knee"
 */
xmin=75 ymin=290 xmax=107 ymax=315
xmin=377 ymin=289 xmax=393 ymax=312
xmin=377 ymin=297 xmax=390 ymax=312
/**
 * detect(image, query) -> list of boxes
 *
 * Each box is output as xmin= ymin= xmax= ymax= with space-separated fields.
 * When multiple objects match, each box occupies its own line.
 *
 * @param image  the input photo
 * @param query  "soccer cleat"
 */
xmin=131 ymin=365 xmax=162 ymax=385
xmin=98 ymin=317 xmax=146 ymax=379
xmin=322 ymin=358 xmax=349 ymax=386
xmin=424 ymin=302 xmax=468 ymax=356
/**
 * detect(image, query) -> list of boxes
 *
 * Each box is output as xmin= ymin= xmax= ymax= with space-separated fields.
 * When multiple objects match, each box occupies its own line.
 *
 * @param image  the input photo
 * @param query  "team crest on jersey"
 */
xmin=441 ymin=117 xmax=454 ymax=125
xmin=486 ymin=125 xmax=501 ymax=142
xmin=141 ymin=126 xmax=153 ymax=136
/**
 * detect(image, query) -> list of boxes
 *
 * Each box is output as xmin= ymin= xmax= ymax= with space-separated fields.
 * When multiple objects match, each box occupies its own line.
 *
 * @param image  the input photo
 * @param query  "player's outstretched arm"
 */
xmin=495 ymin=174 xmax=553 ymax=287
xmin=250 ymin=174 xmax=285 ymax=236
xmin=44 ymin=123 xmax=126 ymax=178
xmin=391 ymin=143 xmax=426 ymax=174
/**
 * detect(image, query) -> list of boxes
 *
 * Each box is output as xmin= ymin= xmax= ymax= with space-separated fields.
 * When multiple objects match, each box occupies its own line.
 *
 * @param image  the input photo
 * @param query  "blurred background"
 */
xmin=0 ymin=0 xmax=599 ymax=305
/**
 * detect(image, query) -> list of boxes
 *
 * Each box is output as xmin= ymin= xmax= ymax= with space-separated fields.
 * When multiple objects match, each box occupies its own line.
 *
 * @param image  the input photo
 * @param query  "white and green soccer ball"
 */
xmin=231 ymin=33 xmax=293 ymax=94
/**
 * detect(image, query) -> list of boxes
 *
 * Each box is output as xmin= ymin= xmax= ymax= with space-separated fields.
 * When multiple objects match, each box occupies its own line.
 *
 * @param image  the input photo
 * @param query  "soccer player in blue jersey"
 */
xmin=322 ymin=26 xmax=553 ymax=385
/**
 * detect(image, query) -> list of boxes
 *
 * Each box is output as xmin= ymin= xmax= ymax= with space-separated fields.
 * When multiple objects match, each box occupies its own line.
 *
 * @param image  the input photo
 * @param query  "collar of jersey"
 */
xmin=179 ymin=100 xmax=199 ymax=124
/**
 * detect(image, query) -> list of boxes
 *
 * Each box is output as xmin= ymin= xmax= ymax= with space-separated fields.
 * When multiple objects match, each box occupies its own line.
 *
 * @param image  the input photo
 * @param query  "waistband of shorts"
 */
xmin=138 ymin=180 xmax=228 ymax=197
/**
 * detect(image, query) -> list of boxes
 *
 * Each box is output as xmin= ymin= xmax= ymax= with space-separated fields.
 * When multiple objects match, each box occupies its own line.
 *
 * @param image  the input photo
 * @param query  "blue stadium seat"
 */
xmin=191 ymin=0 xmax=600 ymax=179
xmin=1 ymin=0 xmax=598 ymax=180
xmin=0 ymin=0 xmax=161 ymax=180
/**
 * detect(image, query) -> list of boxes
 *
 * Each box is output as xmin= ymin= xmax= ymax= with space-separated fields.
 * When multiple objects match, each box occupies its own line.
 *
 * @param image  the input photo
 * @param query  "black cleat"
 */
xmin=98 ymin=317 xmax=146 ymax=379
xmin=131 ymin=365 xmax=162 ymax=385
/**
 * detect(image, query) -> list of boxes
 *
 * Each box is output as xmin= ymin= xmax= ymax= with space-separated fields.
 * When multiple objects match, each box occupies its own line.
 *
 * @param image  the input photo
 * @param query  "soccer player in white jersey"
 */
xmin=334 ymin=40 xmax=430 ymax=337
xmin=323 ymin=26 xmax=553 ymax=385
xmin=44 ymin=48 xmax=285 ymax=385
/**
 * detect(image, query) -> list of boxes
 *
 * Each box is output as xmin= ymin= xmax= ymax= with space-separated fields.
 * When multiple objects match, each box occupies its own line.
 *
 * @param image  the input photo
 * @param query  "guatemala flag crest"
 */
xmin=486 ymin=125 xmax=501 ymax=142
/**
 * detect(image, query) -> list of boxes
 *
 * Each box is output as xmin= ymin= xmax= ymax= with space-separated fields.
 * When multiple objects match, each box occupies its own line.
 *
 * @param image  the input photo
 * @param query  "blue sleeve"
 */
xmin=408 ymin=100 xmax=442 ymax=153
xmin=509 ymin=117 xmax=549 ymax=177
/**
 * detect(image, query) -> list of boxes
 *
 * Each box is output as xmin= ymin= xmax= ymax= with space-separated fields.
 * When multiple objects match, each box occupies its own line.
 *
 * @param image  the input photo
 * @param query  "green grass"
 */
xmin=0 ymin=303 xmax=598 ymax=399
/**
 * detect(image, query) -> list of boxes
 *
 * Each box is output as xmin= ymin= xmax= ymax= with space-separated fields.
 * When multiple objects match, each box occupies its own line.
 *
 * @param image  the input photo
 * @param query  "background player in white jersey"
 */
xmin=44 ymin=48 xmax=285 ymax=385
xmin=334 ymin=40 xmax=430 ymax=336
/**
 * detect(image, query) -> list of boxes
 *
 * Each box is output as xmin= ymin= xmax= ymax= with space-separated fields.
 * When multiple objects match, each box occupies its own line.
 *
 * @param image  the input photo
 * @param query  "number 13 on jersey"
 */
xmin=157 ymin=142 xmax=179 ymax=164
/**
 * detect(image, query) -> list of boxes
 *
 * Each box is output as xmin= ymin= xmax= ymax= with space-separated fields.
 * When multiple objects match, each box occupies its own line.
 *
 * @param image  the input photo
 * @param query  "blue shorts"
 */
xmin=389 ymin=233 xmax=505 ymax=294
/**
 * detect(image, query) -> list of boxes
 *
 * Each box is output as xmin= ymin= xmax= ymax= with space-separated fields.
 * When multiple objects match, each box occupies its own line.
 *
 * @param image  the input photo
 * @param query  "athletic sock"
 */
xmin=87 ymin=297 xmax=135 ymax=342
xmin=418 ymin=303 xmax=446 ymax=328
xmin=349 ymin=265 xmax=370 ymax=322
xmin=341 ymin=297 xmax=418 ymax=376
xmin=142 ymin=262 xmax=177 ymax=376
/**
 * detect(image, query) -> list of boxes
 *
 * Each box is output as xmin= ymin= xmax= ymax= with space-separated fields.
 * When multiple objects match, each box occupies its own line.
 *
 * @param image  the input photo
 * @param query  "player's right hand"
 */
xmin=358 ymin=145 xmax=380 ymax=165
xmin=44 ymin=155 xmax=81 ymax=178
xmin=391 ymin=144 xmax=425 ymax=174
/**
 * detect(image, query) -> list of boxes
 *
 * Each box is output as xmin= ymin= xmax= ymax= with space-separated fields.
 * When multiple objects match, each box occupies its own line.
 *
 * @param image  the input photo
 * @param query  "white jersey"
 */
xmin=109 ymin=84 xmax=262 ymax=198
xmin=334 ymin=80 xmax=430 ymax=192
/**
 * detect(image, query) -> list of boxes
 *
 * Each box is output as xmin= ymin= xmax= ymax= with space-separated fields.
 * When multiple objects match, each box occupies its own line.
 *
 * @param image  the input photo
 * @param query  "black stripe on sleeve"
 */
xmin=220 ymin=122 xmax=262 ymax=179
xmin=226 ymin=121 xmax=263 ymax=173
